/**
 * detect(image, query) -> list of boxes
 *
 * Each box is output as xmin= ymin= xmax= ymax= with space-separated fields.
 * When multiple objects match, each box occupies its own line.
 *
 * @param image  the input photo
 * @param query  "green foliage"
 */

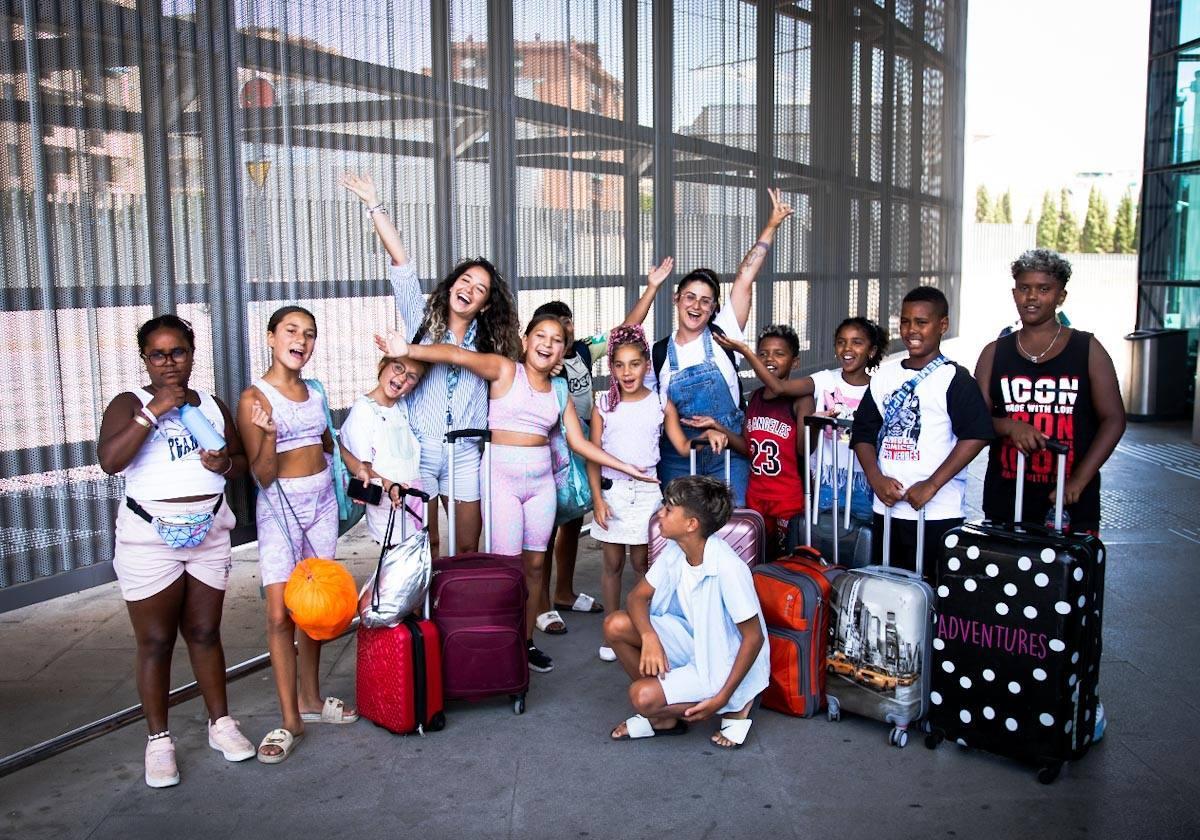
xmin=1024 ymin=207 xmax=1034 ymax=225
xmin=1036 ymin=191 xmax=1058 ymax=249
xmin=1112 ymin=189 xmax=1137 ymax=253
xmin=1055 ymin=188 xmax=1080 ymax=253
xmin=995 ymin=190 xmax=1013 ymax=224
xmin=975 ymin=185 xmax=992 ymax=223
xmin=1080 ymin=187 xmax=1112 ymax=253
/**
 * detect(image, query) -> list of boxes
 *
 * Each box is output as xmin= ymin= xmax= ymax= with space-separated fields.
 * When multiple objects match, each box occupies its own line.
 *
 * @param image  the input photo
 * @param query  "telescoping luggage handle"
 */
xmin=1013 ymin=440 xmax=1070 ymax=532
xmin=445 ymin=429 xmax=492 ymax=556
xmin=801 ymin=415 xmax=848 ymax=566
xmin=380 ymin=485 xmax=435 ymax=617
xmin=883 ymin=504 xmax=927 ymax=577
xmin=688 ymin=438 xmax=731 ymax=484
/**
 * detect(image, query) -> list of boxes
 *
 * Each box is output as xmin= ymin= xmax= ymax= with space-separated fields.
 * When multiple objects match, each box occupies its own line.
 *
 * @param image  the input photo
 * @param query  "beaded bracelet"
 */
xmin=147 ymin=730 xmax=170 ymax=742
xmin=366 ymin=203 xmax=387 ymax=217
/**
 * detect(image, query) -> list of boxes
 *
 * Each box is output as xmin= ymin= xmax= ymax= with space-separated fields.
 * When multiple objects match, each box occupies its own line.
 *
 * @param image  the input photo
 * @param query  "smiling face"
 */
xmin=142 ymin=327 xmax=194 ymax=389
xmin=756 ymin=336 xmax=797 ymax=379
xmin=449 ymin=265 xmax=493 ymax=321
xmin=522 ymin=317 xmax=567 ymax=373
xmin=674 ymin=279 xmax=718 ymax=335
xmin=378 ymin=358 xmax=424 ymax=401
xmin=834 ymin=324 xmax=875 ymax=375
xmin=898 ymin=301 xmax=948 ymax=364
xmin=610 ymin=343 xmax=649 ymax=395
xmin=1012 ymin=270 xmax=1066 ymax=329
xmin=267 ymin=311 xmax=317 ymax=372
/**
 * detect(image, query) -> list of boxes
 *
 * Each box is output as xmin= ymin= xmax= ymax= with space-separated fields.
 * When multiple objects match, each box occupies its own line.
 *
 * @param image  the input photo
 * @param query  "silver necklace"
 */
xmin=1016 ymin=322 xmax=1063 ymax=363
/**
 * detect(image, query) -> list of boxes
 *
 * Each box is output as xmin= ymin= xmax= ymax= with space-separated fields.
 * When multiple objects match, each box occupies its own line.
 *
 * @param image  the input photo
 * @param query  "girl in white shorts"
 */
xmin=98 ymin=314 xmax=256 ymax=789
xmin=588 ymin=325 xmax=727 ymax=661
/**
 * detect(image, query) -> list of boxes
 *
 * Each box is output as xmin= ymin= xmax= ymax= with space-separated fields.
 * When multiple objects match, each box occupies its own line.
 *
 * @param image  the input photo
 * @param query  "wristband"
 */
xmin=132 ymin=413 xmax=153 ymax=430
xmin=140 ymin=406 xmax=159 ymax=427
xmin=754 ymin=240 xmax=771 ymax=252
xmin=221 ymin=457 xmax=235 ymax=476
xmin=366 ymin=203 xmax=387 ymax=217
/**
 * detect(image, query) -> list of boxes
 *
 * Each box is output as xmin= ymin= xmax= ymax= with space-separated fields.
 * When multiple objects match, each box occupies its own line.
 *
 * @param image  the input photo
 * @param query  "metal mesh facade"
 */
xmin=0 ymin=0 xmax=966 ymax=610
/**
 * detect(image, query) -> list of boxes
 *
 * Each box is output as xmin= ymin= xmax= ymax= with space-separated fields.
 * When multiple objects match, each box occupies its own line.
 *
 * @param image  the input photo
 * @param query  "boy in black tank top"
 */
xmin=974 ymin=249 xmax=1127 ymax=533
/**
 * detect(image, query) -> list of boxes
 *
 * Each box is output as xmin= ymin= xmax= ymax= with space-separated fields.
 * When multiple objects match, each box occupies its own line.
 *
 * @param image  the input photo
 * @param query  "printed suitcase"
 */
xmin=753 ymin=546 xmax=843 ymax=717
xmin=926 ymin=443 xmax=1105 ymax=784
xmin=357 ymin=488 xmax=446 ymax=734
xmin=786 ymin=416 xmax=872 ymax=568
xmin=648 ymin=442 xmax=766 ymax=568
xmin=431 ymin=429 xmax=530 ymax=715
xmin=825 ymin=506 xmax=934 ymax=747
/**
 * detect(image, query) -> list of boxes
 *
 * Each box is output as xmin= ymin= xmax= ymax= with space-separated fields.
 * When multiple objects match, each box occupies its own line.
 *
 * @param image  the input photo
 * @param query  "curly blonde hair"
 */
xmin=417 ymin=258 xmax=520 ymax=359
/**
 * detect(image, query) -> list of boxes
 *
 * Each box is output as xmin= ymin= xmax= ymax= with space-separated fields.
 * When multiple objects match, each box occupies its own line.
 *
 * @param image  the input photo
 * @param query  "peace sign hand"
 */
xmin=767 ymin=188 xmax=794 ymax=227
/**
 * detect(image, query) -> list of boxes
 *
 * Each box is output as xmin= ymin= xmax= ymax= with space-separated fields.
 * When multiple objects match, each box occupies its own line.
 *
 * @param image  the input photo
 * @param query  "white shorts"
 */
xmin=113 ymin=496 xmax=235 ymax=601
xmin=419 ymin=436 xmax=482 ymax=503
xmin=649 ymin=612 xmax=707 ymax=705
xmin=592 ymin=480 xmax=662 ymax=546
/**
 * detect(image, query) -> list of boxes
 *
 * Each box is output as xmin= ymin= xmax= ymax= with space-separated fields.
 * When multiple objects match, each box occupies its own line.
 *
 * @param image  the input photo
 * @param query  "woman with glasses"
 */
xmin=97 ymin=314 xmax=255 ymax=788
xmin=343 ymin=173 xmax=521 ymax=557
xmin=623 ymin=189 xmax=794 ymax=505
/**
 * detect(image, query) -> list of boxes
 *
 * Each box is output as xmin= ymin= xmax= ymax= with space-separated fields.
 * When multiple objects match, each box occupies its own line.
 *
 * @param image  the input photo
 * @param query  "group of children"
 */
xmin=99 ymin=169 xmax=1125 ymax=782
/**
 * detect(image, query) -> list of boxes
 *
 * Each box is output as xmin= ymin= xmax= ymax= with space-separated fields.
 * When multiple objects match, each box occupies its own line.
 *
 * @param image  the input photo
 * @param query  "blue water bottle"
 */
xmin=179 ymin=403 xmax=226 ymax=451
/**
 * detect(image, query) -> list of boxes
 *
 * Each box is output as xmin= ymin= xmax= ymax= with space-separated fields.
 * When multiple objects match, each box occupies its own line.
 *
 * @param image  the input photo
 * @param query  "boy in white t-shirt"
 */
xmin=603 ymin=476 xmax=769 ymax=749
xmin=850 ymin=287 xmax=994 ymax=577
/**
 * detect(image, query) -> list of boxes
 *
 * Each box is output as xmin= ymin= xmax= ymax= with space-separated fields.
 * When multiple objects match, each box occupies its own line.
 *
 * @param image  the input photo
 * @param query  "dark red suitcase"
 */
xmin=648 ymin=443 xmax=766 ymax=568
xmin=357 ymin=489 xmax=446 ymax=734
xmin=432 ymin=430 xmax=530 ymax=714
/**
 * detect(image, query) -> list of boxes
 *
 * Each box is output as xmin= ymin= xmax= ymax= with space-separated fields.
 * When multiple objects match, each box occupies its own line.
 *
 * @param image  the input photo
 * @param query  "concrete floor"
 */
xmin=2 ymin=421 xmax=1199 ymax=840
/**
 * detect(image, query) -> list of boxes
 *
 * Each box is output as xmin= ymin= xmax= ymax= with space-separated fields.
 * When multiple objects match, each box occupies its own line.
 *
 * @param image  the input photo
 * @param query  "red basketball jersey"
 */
xmin=745 ymin=388 xmax=803 ymax=502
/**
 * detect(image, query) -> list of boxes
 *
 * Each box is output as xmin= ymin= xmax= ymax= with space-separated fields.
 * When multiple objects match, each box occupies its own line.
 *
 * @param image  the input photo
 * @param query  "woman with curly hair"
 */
xmin=343 ymin=173 xmax=521 ymax=556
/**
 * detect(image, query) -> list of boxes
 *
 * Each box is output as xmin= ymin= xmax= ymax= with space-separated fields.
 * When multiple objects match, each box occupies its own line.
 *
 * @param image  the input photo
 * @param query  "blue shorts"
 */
xmin=419 ymin=435 xmax=482 ymax=503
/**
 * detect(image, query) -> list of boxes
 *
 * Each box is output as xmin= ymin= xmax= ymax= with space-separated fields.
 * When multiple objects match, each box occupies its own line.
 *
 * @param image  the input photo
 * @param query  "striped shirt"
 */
xmin=389 ymin=261 xmax=489 ymax=439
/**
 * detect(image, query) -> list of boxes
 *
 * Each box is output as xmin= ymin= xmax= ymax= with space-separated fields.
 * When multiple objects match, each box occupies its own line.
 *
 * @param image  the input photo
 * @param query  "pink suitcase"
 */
xmin=430 ymin=430 xmax=530 ymax=715
xmin=648 ymin=443 xmax=765 ymax=568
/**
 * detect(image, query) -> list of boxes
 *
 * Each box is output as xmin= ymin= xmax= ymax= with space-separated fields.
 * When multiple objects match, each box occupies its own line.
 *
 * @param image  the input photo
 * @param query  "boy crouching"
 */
xmin=603 ymin=476 xmax=769 ymax=748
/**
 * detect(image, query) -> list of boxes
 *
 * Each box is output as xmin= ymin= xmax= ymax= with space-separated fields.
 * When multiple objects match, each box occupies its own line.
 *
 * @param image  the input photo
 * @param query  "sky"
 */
xmin=964 ymin=0 xmax=1151 ymax=221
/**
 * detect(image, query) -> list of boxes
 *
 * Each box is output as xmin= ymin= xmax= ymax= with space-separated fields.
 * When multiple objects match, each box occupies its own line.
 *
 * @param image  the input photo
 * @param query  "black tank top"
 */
xmin=981 ymin=330 xmax=1101 ymax=530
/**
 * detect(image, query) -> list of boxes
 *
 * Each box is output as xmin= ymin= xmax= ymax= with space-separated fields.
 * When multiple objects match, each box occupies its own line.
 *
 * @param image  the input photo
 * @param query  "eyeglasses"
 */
xmin=679 ymin=291 xmax=715 ymax=310
xmin=142 ymin=348 xmax=190 ymax=366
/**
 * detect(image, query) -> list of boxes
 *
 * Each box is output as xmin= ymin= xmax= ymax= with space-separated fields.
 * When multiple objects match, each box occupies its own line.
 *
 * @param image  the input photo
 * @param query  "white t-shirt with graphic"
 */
xmin=849 ymin=359 xmax=994 ymax=521
xmin=809 ymin=368 xmax=872 ymax=518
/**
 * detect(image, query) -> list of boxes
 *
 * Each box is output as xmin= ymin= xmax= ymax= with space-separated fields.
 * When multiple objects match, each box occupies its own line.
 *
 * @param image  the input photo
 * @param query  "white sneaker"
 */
xmin=598 ymin=645 xmax=617 ymax=662
xmin=208 ymin=716 xmax=256 ymax=762
xmin=145 ymin=737 xmax=180 ymax=788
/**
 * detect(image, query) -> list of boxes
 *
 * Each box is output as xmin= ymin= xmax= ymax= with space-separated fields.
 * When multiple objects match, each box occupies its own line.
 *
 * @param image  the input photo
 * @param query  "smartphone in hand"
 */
xmin=347 ymin=477 xmax=383 ymax=505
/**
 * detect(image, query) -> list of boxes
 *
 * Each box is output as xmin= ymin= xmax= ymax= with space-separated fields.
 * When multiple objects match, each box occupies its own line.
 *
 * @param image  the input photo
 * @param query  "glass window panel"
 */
xmin=921 ymin=66 xmax=944 ymax=196
xmin=674 ymin=0 xmax=757 ymax=153
xmin=775 ymin=14 xmax=812 ymax=164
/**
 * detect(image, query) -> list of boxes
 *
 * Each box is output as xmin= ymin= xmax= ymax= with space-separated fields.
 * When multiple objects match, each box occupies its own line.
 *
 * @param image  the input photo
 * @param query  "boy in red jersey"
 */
xmin=687 ymin=325 xmax=812 ymax=558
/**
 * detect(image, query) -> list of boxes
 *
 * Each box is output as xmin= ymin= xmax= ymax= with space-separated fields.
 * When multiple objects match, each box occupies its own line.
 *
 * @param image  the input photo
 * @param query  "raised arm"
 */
xmin=728 ymin=188 xmax=794 ymax=330
xmin=623 ymin=257 xmax=674 ymax=326
xmin=374 ymin=330 xmax=511 ymax=384
xmin=713 ymin=332 xmax=814 ymax=399
xmin=342 ymin=173 xmax=408 ymax=267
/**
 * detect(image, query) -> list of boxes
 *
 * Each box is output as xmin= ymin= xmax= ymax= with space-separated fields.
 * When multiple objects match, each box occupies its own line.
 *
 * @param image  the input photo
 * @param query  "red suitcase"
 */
xmin=648 ymin=443 xmax=766 ymax=568
xmin=357 ymin=488 xmax=446 ymax=734
xmin=431 ymin=430 xmax=530 ymax=714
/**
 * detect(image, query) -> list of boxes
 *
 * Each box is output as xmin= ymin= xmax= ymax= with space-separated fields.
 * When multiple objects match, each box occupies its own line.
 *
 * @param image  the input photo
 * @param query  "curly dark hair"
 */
xmin=138 ymin=314 xmax=195 ymax=352
xmin=1010 ymin=248 xmax=1072 ymax=286
xmin=674 ymin=268 xmax=723 ymax=318
xmin=835 ymin=317 xmax=888 ymax=369
xmin=757 ymin=324 xmax=800 ymax=357
xmin=417 ymin=258 xmax=521 ymax=359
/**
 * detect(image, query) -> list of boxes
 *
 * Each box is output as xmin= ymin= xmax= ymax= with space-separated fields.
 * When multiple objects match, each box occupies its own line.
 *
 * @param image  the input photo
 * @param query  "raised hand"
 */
xmin=712 ymin=332 xmax=751 ymax=358
xmin=374 ymin=328 xmax=409 ymax=359
xmin=340 ymin=172 xmax=379 ymax=207
xmin=767 ymin=187 xmax=794 ymax=227
xmin=680 ymin=415 xmax=719 ymax=431
xmin=647 ymin=256 xmax=674 ymax=290
xmin=250 ymin=400 xmax=276 ymax=435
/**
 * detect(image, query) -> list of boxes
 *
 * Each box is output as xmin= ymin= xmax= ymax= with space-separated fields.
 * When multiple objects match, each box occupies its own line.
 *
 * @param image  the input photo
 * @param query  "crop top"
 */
xmin=488 ymin=364 xmax=560 ymax=437
xmin=254 ymin=378 xmax=327 ymax=453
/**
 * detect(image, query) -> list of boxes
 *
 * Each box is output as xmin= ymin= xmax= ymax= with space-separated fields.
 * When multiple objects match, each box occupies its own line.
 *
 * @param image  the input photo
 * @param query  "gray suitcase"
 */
xmin=825 ymin=506 xmax=934 ymax=747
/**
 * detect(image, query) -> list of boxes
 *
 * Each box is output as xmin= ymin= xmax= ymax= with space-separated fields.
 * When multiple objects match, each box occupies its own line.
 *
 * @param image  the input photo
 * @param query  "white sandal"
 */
xmin=300 ymin=696 xmax=359 ymax=724
xmin=714 ymin=717 xmax=753 ymax=749
xmin=256 ymin=728 xmax=302 ymax=764
xmin=610 ymin=714 xmax=688 ymax=740
xmin=535 ymin=610 xmax=567 ymax=635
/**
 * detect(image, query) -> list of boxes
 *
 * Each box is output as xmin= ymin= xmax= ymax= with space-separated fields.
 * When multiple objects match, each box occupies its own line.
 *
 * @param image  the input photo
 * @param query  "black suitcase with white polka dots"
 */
xmin=925 ymin=444 xmax=1105 ymax=784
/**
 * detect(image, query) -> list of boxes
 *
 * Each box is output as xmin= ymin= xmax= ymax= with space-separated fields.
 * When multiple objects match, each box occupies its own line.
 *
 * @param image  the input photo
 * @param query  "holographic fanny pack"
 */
xmin=126 ymin=497 xmax=223 ymax=549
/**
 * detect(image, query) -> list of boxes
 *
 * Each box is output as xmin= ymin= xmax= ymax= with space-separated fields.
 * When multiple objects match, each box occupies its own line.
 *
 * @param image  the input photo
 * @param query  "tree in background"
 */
xmin=1024 ymin=207 xmax=1034 ymax=225
xmin=975 ymin=185 xmax=992 ymax=223
xmin=1080 ymin=186 xmax=1113 ymax=253
xmin=995 ymin=190 xmax=1013 ymax=224
xmin=1036 ymin=191 xmax=1058 ymax=249
xmin=1112 ymin=189 xmax=1137 ymax=253
xmin=1055 ymin=188 xmax=1081 ymax=253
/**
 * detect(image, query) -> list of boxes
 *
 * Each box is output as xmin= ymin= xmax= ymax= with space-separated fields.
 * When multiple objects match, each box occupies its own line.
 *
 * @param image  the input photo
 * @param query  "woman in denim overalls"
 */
xmin=623 ymin=189 xmax=795 ymax=507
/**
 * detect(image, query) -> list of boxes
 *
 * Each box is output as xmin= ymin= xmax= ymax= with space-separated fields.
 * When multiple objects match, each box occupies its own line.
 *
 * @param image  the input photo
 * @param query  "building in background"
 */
xmin=0 ymin=0 xmax=966 ymax=610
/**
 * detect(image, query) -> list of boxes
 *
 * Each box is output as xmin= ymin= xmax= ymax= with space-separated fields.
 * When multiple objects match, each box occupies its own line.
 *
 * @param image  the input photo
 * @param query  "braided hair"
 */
xmin=604 ymin=323 xmax=650 ymax=409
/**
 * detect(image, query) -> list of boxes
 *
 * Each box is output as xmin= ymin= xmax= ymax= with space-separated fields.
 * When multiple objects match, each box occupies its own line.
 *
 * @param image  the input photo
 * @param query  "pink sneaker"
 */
xmin=144 ymin=737 xmax=180 ymax=788
xmin=207 ymin=716 xmax=255 ymax=762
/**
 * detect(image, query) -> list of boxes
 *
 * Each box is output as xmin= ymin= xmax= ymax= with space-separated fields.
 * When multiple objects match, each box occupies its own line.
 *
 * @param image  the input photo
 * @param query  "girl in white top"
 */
xmin=98 ymin=314 xmax=255 ymax=789
xmin=722 ymin=316 xmax=887 ymax=521
xmin=338 ymin=354 xmax=426 ymax=544
xmin=589 ymin=325 xmax=727 ymax=662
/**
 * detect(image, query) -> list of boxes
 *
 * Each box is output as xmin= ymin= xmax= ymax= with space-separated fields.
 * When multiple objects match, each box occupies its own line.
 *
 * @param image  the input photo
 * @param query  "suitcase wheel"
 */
xmin=512 ymin=693 xmax=526 ymax=715
xmin=428 ymin=711 xmax=447 ymax=732
xmin=924 ymin=730 xmax=944 ymax=750
xmin=826 ymin=697 xmax=841 ymax=723
xmin=1037 ymin=763 xmax=1062 ymax=785
xmin=888 ymin=726 xmax=909 ymax=749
